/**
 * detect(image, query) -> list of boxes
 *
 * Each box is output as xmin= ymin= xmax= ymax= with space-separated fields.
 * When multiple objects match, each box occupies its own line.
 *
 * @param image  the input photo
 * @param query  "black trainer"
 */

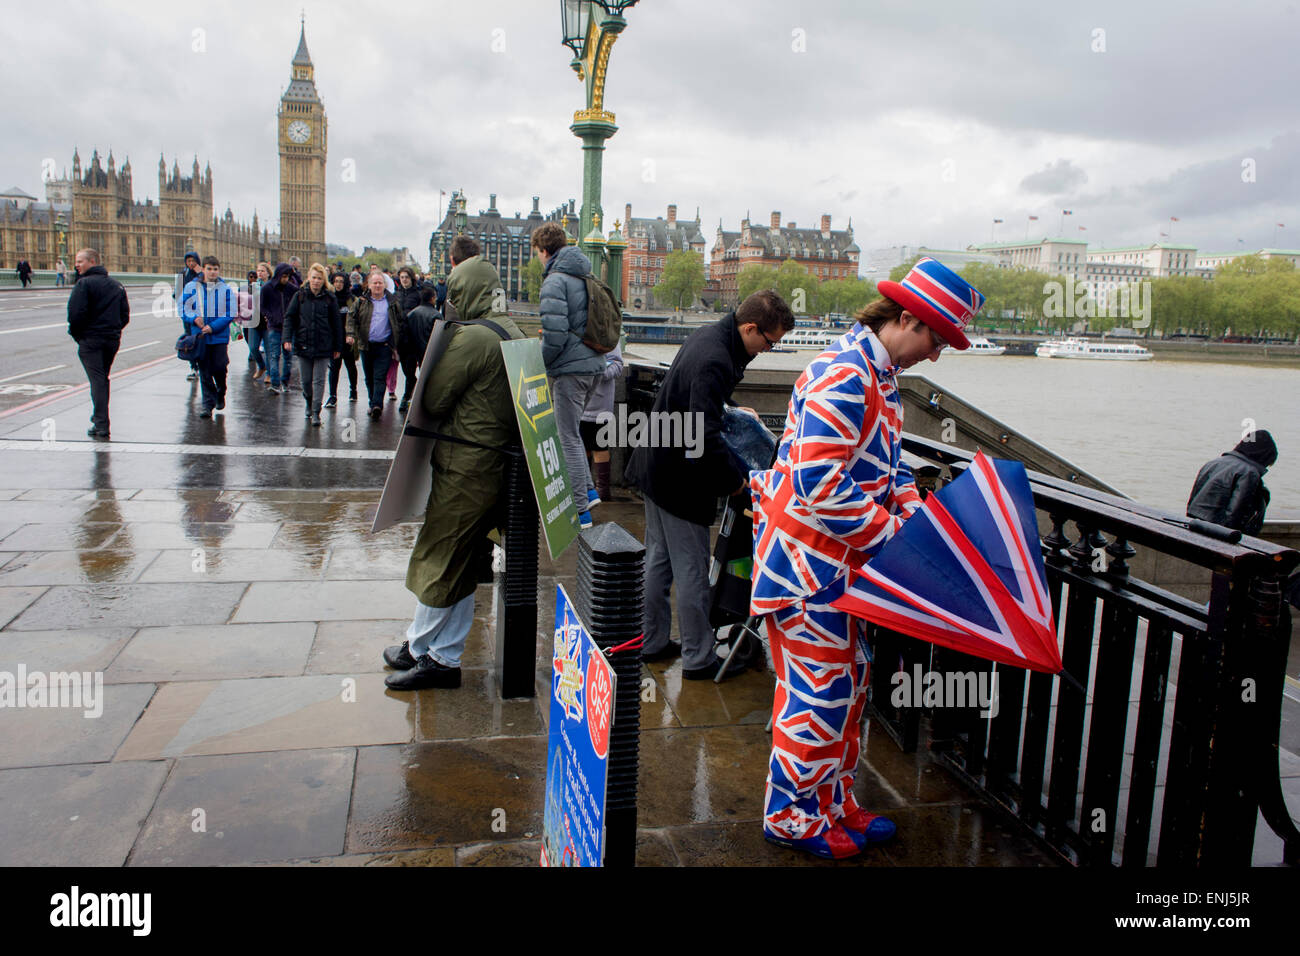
xmin=382 ymin=641 xmax=416 ymax=670
xmin=384 ymin=654 xmax=461 ymax=690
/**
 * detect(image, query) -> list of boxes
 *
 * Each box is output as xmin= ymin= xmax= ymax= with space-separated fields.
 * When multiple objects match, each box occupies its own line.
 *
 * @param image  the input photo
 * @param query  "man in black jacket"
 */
xmin=625 ymin=290 xmax=794 ymax=679
xmin=67 ymin=248 xmax=129 ymax=439
xmin=1186 ymin=429 xmax=1278 ymax=535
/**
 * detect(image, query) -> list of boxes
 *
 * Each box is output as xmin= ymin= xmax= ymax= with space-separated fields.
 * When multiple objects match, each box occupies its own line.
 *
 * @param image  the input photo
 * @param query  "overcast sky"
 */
xmin=4 ymin=0 xmax=1297 ymax=267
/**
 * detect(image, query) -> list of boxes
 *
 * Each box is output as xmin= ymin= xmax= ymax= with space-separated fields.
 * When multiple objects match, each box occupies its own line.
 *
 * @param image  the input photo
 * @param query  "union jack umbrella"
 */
xmin=830 ymin=451 xmax=1062 ymax=674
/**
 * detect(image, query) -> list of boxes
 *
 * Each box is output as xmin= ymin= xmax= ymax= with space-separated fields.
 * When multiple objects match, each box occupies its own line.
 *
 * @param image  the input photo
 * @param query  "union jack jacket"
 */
xmin=750 ymin=326 xmax=922 ymax=615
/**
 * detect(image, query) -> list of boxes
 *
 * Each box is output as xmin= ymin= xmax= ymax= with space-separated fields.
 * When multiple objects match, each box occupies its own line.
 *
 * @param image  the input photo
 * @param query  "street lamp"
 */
xmin=560 ymin=0 xmax=638 ymax=296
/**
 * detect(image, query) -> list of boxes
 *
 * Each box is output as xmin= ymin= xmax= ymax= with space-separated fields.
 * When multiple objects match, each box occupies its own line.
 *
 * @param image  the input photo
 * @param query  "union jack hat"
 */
xmin=876 ymin=257 xmax=985 ymax=350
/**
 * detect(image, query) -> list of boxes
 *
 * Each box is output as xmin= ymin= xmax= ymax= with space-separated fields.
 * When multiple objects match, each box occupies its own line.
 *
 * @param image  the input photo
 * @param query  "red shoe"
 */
xmin=764 ymin=823 xmax=864 ymax=859
xmin=840 ymin=808 xmax=896 ymax=844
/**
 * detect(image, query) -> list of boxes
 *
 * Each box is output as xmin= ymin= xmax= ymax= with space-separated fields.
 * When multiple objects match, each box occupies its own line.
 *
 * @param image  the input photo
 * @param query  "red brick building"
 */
xmin=710 ymin=211 xmax=860 ymax=307
xmin=620 ymin=203 xmax=707 ymax=311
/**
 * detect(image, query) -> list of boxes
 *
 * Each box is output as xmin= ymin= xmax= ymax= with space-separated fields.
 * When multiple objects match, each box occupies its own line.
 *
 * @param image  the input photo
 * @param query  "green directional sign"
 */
xmin=500 ymin=338 xmax=578 ymax=560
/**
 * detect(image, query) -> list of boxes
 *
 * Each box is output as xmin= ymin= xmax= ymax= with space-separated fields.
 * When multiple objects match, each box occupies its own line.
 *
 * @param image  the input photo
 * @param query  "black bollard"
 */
xmin=575 ymin=522 xmax=644 ymax=867
xmin=495 ymin=451 xmax=538 ymax=699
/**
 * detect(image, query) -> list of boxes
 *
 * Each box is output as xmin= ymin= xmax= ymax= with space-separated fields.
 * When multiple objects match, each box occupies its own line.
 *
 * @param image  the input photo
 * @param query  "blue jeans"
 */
xmin=407 ymin=594 xmax=475 ymax=667
xmin=245 ymin=326 xmax=267 ymax=372
xmin=263 ymin=328 xmax=283 ymax=386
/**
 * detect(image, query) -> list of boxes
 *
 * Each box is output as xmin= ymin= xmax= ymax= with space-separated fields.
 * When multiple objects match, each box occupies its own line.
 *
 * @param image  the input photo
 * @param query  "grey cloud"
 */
xmin=1020 ymin=160 xmax=1089 ymax=195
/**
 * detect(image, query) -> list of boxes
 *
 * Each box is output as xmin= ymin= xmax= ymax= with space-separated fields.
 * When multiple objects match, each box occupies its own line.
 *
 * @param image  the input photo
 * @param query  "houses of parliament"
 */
xmin=0 ymin=23 xmax=327 ymax=275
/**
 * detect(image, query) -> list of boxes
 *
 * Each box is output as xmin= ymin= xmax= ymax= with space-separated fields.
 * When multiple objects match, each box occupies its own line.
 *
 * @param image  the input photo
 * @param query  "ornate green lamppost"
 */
xmin=560 ymin=0 xmax=638 ymax=297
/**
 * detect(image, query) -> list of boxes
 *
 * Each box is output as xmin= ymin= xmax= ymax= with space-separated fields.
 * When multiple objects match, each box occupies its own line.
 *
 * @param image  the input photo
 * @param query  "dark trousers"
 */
xmin=329 ymin=349 xmax=358 ymax=399
xmin=400 ymin=347 xmax=420 ymax=403
xmin=360 ymin=342 xmax=393 ymax=411
xmin=197 ymin=343 xmax=229 ymax=411
xmin=77 ymin=334 xmax=120 ymax=432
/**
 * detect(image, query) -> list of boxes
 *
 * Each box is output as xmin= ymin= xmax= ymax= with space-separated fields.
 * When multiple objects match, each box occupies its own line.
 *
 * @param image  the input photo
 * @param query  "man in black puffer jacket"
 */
xmin=67 ymin=248 xmax=129 ymax=439
xmin=1186 ymin=429 xmax=1278 ymax=535
xmin=283 ymin=264 xmax=343 ymax=426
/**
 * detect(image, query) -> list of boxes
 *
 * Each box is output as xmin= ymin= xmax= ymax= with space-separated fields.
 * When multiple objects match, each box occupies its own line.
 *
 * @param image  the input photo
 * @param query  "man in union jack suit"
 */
xmin=750 ymin=257 xmax=986 ymax=859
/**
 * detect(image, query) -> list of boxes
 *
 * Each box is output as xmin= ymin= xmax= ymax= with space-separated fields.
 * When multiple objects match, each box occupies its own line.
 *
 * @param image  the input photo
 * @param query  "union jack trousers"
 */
xmin=764 ymin=577 xmax=872 ymax=839
xmin=752 ymin=326 xmax=918 ymax=838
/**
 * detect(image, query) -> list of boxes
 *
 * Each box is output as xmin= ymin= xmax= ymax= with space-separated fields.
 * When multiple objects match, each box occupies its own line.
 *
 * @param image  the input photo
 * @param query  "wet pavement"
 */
xmin=0 ymin=357 xmax=1290 ymax=867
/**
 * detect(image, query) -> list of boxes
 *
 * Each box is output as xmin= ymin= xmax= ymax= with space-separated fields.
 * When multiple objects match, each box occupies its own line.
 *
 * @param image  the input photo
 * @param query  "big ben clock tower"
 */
xmin=278 ymin=18 xmax=327 ymax=266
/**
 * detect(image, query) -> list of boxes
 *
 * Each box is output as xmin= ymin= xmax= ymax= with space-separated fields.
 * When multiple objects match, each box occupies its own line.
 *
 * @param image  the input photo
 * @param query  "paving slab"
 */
xmin=7 ymin=582 xmax=247 ymax=630
xmin=0 ymin=586 xmax=46 ymax=628
xmin=270 ymin=522 xmax=418 ymax=551
xmin=0 ymin=627 xmax=135 ymax=674
xmin=415 ymin=669 xmax=544 ymax=740
xmin=324 ymin=546 xmax=413 ymax=580
xmin=233 ymin=580 xmax=414 ymax=623
xmin=0 ymin=681 xmax=156 ymax=769
xmin=877 ymin=804 xmax=1060 ymax=866
xmin=0 ymin=761 xmax=170 ymax=866
xmin=105 ymin=622 xmax=317 ymax=683
xmin=635 ymin=725 xmax=772 ymax=828
xmin=346 ymin=738 xmax=546 ymax=852
xmin=0 ymin=524 xmax=119 ymax=551
xmin=0 ymin=550 xmax=160 ymax=586
xmin=128 ymin=748 xmax=355 ymax=866
xmin=81 ymin=499 xmax=240 ymax=523
xmin=232 ymin=501 xmax=380 ymax=524
xmin=101 ymin=522 xmax=281 ymax=551
xmin=137 ymin=548 xmax=326 ymax=583
xmin=115 ymin=673 xmax=415 ymax=760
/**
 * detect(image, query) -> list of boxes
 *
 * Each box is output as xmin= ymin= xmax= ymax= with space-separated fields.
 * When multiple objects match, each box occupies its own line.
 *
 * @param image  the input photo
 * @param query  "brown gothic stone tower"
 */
xmin=277 ymin=20 xmax=327 ymax=266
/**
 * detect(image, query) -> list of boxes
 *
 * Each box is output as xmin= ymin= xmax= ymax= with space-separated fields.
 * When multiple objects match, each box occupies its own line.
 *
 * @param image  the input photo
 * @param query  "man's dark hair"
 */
xmin=854 ymin=295 xmax=905 ymax=334
xmin=398 ymin=266 xmax=416 ymax=284
xmin=530 ymin=222 xmax=568 ymax=256
xmin=736 ymin=289 xmax=796 ymax=334
xmin=419 ymin=285 xmax=438 ymax=306
xmin=449 ymin=235 xmax=481 ymax=264
xmin=202 ymin=255 xmax=220 ymax=268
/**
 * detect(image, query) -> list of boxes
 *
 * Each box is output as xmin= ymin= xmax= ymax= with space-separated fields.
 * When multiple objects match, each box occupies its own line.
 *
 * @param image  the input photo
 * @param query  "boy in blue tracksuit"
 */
xmin=181 ymin=255 xmax=238 ymax=418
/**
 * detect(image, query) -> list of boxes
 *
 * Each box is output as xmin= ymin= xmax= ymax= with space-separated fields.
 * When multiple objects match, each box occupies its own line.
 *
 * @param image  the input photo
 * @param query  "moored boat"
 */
xmin=1034 ymin=336 xmax=1152 ymax=360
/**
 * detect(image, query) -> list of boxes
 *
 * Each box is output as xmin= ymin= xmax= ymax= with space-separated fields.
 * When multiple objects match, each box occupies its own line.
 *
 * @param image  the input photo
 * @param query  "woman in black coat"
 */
xmin=283 ymin=263 xmax=342 ymax=426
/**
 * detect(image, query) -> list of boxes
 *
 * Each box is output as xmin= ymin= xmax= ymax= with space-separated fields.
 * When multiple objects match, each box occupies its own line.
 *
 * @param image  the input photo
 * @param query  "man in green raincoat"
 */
xmin=385 ymin=236 xmax=525 ymax=690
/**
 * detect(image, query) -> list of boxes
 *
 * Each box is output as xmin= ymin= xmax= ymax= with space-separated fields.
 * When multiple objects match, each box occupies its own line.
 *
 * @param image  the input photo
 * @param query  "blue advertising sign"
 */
xmin=541 ymin=584 xmax=615 ymax=867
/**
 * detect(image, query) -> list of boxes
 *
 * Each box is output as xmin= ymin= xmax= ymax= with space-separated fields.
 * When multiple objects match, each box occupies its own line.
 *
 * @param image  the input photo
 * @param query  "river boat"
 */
xmin=779 ymin=327 xmax=842 ymax=350
xmin=1034 ymin=336 xmax=1153 ymax=361
xmin=951 ymin=336 xmax=1005 ymax=356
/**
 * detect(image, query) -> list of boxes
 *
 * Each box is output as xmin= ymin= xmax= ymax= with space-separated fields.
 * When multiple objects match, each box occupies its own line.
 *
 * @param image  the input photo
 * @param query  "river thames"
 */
xmin=627 ymin=344 xmax=1300 ymax=519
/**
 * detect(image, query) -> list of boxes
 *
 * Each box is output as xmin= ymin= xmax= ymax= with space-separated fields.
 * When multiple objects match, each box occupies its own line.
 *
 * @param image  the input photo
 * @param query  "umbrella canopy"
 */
xmin=830 ymin=451 xmax=1062 ymax=674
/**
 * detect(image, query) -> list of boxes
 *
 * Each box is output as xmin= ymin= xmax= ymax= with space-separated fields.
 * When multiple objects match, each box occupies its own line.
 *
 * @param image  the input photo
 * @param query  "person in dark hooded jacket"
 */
xmin=1186 ymin=429 xmax=1278 ymax=535
xmin=395 ymin=267 xmax=424 ymax=414
xmin=260 ymin=263 xmax=299 ymax=392
xmin=328 ymin=272 xmax=359 ymax=406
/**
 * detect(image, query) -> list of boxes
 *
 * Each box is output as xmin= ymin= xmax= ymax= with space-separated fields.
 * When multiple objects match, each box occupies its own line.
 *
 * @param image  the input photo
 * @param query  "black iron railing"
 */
xmin=871 ymin=436 xmax=1299 ymax=866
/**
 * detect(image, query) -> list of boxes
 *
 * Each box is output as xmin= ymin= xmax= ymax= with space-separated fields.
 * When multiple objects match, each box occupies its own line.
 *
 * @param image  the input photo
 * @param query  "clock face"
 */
xmin=287 ymin=120 xmax=311 ymax=144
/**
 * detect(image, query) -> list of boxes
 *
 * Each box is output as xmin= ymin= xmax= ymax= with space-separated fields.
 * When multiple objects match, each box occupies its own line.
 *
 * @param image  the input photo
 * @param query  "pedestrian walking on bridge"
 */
xmin=67 ymin=248 xmax=129 ymax=439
